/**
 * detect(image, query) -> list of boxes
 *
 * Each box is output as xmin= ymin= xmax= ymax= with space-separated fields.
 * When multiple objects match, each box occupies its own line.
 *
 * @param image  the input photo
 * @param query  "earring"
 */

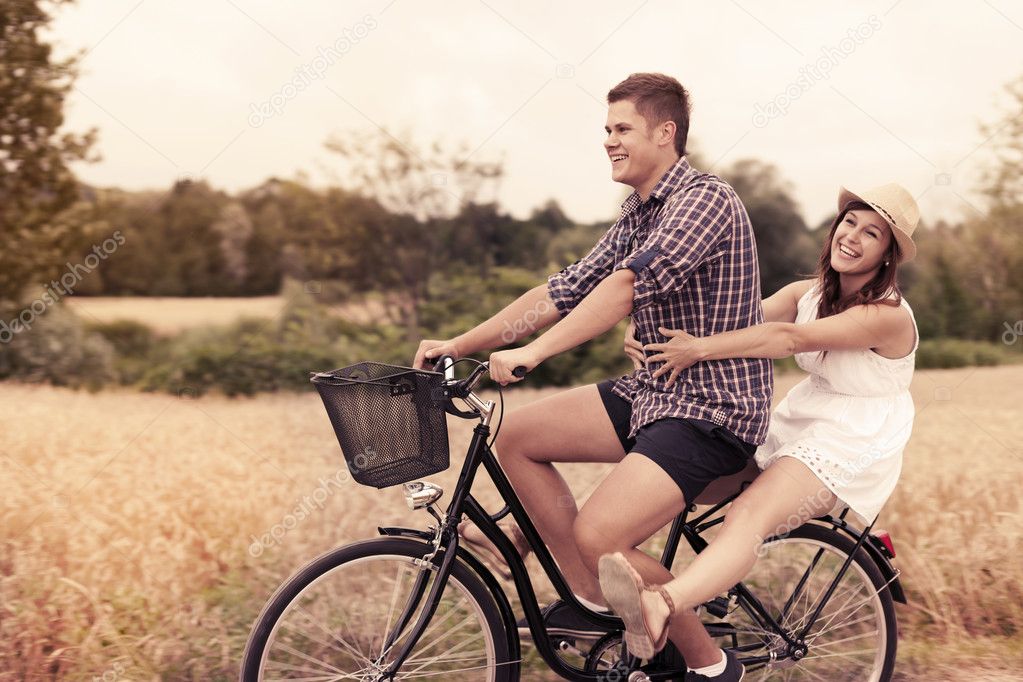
xmin=884 ymin=260 xmax=890 ymax=266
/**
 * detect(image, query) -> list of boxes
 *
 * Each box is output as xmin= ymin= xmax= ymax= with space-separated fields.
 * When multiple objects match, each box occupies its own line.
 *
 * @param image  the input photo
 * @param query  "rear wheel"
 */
xmin=712 ymin=523 xmax=897 ymax=681
xmin=241 ymin=537 xmax=515 ymax=681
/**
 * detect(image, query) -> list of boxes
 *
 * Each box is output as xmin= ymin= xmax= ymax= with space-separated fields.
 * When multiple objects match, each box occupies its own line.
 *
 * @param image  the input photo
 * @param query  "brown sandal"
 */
xmin=598 ymin=552 xmax=674 ymax=659
xmin=457 ymin=520 xmax=531 ymax=579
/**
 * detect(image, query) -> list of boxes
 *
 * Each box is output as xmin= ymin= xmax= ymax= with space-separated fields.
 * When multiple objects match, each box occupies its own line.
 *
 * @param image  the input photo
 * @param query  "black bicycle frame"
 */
xmin=379 ymin=416 xmax=895 ymax=680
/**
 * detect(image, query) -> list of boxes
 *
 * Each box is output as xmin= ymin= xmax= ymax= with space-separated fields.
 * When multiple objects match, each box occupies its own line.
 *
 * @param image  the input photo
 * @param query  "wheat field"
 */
xmin=65 ymin=295 xmax=385 ymax=334
xmin=1 ymin=365 xmax=1021 ymax=680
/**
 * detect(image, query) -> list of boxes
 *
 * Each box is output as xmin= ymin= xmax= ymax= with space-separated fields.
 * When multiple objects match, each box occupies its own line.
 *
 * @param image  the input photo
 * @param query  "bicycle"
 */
xmin=241 ymin=357 xmax=905 ymax=681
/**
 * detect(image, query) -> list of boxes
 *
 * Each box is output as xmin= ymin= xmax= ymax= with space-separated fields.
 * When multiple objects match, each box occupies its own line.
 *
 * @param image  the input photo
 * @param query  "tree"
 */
xmin=0 ymin=0 xmax=97 ymax=305
xmin=721 ymin=159 xmax=817 ymax=296
xmin=324 ymin=130 xmax=503 ymax=337
xmin=980 ymin=73 xmax=1023 ymax=211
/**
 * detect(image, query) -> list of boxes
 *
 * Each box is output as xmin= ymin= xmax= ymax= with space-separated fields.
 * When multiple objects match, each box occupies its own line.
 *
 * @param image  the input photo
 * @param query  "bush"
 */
xmin=0 ymin=303 xmax=116 ymax=389
xmin=86 ymin=318 xmax=162 ymax=385
xmin=87 ymin=318 xmax=156 ymax=357
xmin=139 ymin=326 xmax=339 ymax=396
xmin=137 ymin=284 xmax=419 ymax=396
xmin=915 ymin=339 xmax=1011 ymax=369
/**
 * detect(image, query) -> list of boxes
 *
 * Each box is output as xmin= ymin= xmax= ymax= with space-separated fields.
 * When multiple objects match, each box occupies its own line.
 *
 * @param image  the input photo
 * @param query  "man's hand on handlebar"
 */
xmin=413 ymin=339 xmax=461 ymax=370
xmin=489 ymin=347 xmax=538 ymax=386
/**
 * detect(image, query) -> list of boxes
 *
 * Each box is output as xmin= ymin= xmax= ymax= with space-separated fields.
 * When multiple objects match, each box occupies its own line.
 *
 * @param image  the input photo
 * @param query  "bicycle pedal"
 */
xmin=703 ymin=596 xmax=730 ymax=619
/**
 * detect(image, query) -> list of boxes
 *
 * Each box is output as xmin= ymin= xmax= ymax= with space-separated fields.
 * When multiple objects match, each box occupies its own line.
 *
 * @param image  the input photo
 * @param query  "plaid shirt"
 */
xmin=547 ymin=157 xmax=773 ymax=444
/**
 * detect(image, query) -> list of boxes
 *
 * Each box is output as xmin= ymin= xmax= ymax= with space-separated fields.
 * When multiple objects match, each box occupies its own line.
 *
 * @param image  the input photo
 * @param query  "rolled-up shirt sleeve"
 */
xmin=547 ymin=223 xmax=623 ymax=318
xmin=617 ymin=183 xmax=733 ymax=312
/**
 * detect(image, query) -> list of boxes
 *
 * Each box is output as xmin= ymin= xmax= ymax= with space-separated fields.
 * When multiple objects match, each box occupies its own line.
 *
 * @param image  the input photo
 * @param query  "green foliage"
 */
xmin=721 ymin=159 xmax=818 ymax=296
xmin=905 ymin=213 xmax=1023 ymax=344
xmin=86 ymin=318 xmax=161 ymax=384
xmin=981 ymin=73 xmax=1023 ymax=210
xmin=0 ymin=0 xmax=97 ymax=305
xmin=0 ymin=303 xmax=115 ymax=389
xmin=88 ymin=319 xmax=156 ymax=357
xmin=134 ymin=283 xmax=418 ymax=396
xmin=915 ymin=339 xmax=1013 ymax=369
xmin=421 ymin=266 xmax=634 ymax=386
xmin=139 ymin=323 xmax=338 ymax=397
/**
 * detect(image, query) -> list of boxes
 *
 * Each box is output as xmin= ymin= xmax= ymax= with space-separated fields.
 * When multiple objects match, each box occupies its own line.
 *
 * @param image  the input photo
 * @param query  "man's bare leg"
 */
xmin=493 ymin=384 xmax=627 ymax=604
xmin=575 ymin=453 xmax=723 ymax=669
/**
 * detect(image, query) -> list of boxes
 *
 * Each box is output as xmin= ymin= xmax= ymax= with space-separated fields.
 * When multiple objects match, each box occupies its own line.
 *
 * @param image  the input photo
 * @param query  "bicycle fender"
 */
xmin=377 ymin=526 xmax=523 ymax=665
xmin=863 ymin=535 xmax=907 ymax=604
xmin=825 ymin=521 xmax=907 ymax=604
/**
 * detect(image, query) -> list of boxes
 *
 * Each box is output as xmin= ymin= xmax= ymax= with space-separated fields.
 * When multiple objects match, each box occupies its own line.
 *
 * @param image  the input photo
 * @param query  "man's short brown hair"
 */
xmin=607 ymin=73 xmax=691 ymax=157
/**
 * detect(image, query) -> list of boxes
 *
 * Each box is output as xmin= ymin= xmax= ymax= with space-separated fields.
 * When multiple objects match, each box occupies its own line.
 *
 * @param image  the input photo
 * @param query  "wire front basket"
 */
xmin=311 ymin=362 xmax=450 ymax=489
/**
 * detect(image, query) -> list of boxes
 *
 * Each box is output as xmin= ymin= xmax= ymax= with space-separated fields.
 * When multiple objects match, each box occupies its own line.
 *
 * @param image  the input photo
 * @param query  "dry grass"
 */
xmin=1 ymin=366 xmax=1021 ymax=680
xmin=65 ymin=295 xmax=386 ymax=334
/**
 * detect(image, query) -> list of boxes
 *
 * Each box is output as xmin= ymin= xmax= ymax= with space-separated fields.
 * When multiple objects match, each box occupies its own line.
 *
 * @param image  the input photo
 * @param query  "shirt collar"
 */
xmin=620 ymin=156 xmax=696 ymax=217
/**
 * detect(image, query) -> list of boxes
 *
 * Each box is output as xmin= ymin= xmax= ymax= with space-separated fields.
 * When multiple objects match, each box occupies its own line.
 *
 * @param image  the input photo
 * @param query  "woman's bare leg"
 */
xmin=633 ymin=456 xmax=838 ymax=640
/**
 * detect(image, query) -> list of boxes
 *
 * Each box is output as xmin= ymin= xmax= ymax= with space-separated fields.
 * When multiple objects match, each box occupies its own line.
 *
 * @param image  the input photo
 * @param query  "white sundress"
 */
xmin=754 ymin=284 xmax=918 ymax=522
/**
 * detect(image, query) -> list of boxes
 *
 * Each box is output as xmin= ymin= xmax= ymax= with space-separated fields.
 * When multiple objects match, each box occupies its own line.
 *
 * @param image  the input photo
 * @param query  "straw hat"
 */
xmin=837 ymin=183 xmax=920 ymax=263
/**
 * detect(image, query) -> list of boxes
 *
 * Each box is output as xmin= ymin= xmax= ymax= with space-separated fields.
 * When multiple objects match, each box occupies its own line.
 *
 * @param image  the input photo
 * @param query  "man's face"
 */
xmin=604 ymin=99 xmax=663 ymax=190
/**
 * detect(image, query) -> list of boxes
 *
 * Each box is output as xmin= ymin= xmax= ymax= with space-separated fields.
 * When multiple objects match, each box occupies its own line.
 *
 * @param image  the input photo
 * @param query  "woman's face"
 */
xmin=829 ymin=208 xmax=894 ymax=274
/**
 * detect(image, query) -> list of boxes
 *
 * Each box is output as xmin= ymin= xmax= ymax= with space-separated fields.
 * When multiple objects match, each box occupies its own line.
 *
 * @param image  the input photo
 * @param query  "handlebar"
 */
xmin=429 ymin=356 xmax=527 ymax=420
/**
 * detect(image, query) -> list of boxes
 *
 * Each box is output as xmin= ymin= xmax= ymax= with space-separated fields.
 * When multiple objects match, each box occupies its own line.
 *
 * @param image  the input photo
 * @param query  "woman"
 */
xmin=600 ymin=183 xmax=920 ymax=660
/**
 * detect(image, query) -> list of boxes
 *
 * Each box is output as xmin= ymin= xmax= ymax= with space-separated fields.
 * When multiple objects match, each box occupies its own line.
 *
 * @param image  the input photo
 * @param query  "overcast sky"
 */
xmin=49 ymin=0 xmax=1023 ymax=228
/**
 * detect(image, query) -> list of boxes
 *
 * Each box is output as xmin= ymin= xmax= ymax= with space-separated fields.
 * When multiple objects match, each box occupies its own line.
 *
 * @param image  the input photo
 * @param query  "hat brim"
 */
xmin=838 ymin=187 xmax=916 ymax=263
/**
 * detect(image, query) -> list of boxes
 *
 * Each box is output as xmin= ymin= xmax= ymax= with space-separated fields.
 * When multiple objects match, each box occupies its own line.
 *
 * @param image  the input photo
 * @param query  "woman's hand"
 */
xmin=489 ymin=346 xmax=541 ymax=386
xmin=623 ymin=319 xmax=645 ymax=370
xmin=644 ymin=326 xmax=706 ymax=388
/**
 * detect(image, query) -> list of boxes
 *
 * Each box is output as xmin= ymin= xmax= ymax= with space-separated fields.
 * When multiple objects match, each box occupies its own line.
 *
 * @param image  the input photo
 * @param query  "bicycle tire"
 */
xmin=240 ymin=537 xmax=515 ymax=681
xmin=718 ymin=523 xmax=897 ymax=681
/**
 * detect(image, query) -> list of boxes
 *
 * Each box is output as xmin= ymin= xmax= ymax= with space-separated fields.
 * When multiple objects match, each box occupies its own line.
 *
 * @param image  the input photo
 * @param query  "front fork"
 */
xmin=362 ymin=504 xmax=465 ymax=681
xmin=378 ymin=424 xmax=492 ymax=679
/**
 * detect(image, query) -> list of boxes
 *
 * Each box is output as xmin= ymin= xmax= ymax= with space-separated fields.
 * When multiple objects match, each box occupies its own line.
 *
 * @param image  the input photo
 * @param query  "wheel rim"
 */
xmin=721 ymin=535 xmax=889 ymax=682
xmin=257 ymin=553 xmax=499 ymax=681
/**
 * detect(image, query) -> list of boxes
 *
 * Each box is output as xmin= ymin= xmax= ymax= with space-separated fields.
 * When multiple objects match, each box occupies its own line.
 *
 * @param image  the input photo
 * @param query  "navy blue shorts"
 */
xmin=597 ymin=379 xmax=756 ymax=503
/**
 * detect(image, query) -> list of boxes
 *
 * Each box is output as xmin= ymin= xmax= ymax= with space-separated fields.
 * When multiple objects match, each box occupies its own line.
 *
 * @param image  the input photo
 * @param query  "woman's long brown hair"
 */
xmin=814 ymin=200 xmax=903 ymax=321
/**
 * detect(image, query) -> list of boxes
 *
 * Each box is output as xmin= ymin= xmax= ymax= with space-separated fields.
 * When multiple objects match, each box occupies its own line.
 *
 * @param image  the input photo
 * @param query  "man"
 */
xmin=414 ymin=72 xmax=770 ymax=681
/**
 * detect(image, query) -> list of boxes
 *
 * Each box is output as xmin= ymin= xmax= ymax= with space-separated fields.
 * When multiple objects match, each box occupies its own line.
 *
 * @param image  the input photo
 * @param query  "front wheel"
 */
xmin=241 ymin=537 xmax=515 ymax=681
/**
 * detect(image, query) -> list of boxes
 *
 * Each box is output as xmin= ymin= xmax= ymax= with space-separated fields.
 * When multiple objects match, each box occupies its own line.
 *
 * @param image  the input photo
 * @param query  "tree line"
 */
xmin=2 ymin=0 xmax=1021 ymax=361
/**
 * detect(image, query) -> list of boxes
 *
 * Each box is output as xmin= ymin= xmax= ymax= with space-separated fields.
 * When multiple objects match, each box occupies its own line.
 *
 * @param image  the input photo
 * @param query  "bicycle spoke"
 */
xmin=807 ymin=630 xmax=879 ymax=653
xmin=269 ymin=641 xmax=349 ymax=677
xmin=263 ymin=658 xmax=361 ymax=680
xmin=379 ymin=562 xmax=412 ymax=658
xmin=806 ymin=574 xmax=896 ymax=644
xmin=400 ymin=638 xmax=490 ymax=677
xmin=250 ymin=547 xmax=502 ymax=681
xmin=792 ymin=663 xmax=831 ymax=682
xmin=400 ymin=614 xmax=485 ymax=671
xmin=809 ymin=613 xmax=876 ymax=641
xmin=785 ymin=578 xmax=863 ymax=635
xmin=392 ymin=659 xmax=523 ymax=678
xmin=719 ymin=531 xmax=891 ymax=682
xmin=286 ymin=604 xmax=371 ymax=665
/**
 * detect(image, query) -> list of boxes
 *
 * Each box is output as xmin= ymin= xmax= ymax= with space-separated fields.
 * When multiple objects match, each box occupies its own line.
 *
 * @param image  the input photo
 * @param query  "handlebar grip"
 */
xmin=431 ymin=355 xmax=456 ymax=381
xmin=512 ymin=366 xmax=528 ymax=378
